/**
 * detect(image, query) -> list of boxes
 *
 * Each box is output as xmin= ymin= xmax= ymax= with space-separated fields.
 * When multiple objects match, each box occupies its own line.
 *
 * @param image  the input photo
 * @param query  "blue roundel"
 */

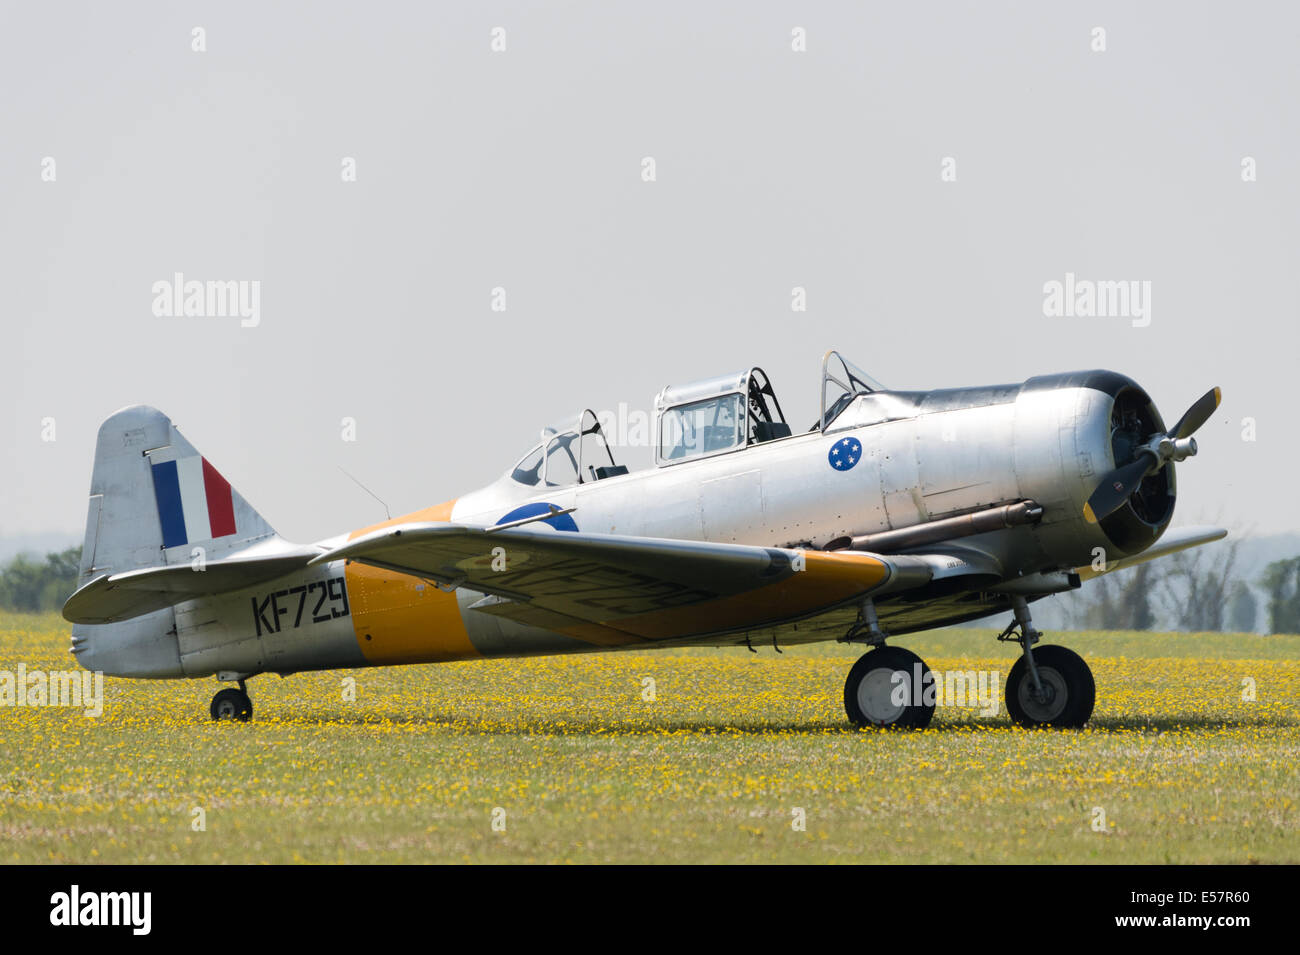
xmin=496 ymin=502 xmax=579 ymax=532
xmin=828 ymin=437 xmax=862 ymax=472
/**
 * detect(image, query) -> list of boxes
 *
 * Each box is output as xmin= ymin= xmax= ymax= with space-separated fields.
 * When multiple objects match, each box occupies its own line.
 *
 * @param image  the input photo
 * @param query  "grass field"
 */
xmin=2 ymin=612 xmax=1298 ymax=863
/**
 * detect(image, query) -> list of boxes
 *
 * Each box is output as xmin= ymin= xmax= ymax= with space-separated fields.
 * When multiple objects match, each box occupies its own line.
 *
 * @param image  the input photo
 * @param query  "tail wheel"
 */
xmin=844 ymin=646 xmax=935 ymax=729
xmin=1005 ymin=644 xmax=1094 ymax=728
xmin=210 ymin=687 xmax=253 ymax=722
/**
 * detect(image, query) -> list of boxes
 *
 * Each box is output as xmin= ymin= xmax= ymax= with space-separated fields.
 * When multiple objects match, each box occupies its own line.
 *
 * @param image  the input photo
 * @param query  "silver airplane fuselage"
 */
xmin=74 ymin=369 xmax=1178 ymax=681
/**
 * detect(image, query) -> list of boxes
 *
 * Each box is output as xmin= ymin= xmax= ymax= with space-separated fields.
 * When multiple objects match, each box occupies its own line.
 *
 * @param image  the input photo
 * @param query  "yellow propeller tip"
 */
xmin=1083 ymin=502 xmax=1097 ymax=524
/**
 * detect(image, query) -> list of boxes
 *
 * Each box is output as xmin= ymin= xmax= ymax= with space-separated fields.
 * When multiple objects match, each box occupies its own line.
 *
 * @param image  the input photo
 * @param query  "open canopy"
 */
xmin=505 ymin=351 xmax=886 ymax=482
xmin=509 ymin=409 xmax=627 ymax=487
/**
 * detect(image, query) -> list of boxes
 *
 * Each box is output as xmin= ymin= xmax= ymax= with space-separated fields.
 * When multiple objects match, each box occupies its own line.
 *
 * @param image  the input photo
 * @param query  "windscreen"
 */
xmin=820 ymin=351 xmax=886 ymax=430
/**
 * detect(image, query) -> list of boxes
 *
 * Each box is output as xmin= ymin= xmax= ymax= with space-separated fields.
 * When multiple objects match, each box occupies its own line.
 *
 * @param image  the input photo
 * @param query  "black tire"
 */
xmin=210 ymin=687 xmax=253 ymax=722
xmin=1005 ymin=645 xmax=1094 ymax=728
xmin=844 ymin=646 xmax=935 ymax=729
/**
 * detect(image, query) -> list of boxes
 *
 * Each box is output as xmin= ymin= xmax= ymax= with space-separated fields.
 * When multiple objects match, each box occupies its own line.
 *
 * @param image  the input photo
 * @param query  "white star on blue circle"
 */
xmin=828 ymin=437 xmax=861 ymax=471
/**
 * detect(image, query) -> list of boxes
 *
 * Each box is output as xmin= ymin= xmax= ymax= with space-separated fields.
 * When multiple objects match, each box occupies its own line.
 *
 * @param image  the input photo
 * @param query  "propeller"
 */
xmin=1167 ymin=386 xmax=1222 ymax=441
xmin=1083 ymin=387 xmax=1221 ymax=525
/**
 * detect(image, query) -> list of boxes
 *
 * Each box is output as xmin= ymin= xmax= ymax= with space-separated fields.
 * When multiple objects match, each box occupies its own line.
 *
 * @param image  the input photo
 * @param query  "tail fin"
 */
xmin=69 ymin=406 xmax=311 ymax=673
xmin=76 ymin=405 xmax=280 ymax=586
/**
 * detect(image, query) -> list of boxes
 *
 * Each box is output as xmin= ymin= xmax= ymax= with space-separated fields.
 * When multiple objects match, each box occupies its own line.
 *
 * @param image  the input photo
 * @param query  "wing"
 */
xmin=1073 ymin=525 xmax=1228 ymax=581
xmin=312 ymin=523 xmax=934 ymax=643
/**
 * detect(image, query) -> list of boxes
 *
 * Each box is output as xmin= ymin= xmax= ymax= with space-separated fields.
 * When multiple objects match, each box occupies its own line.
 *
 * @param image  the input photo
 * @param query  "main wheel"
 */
xmin=1005 ymin=644 xmax=1094 ymax=728
xmin=210 ymin=687 xmax=253 ymax=722
xmin=844 ymin=646 xmax=935 ymax=728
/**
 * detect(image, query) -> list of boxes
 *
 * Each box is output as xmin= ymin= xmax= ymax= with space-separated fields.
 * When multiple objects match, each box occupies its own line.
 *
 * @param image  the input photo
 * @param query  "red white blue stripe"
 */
xmin=151 ymin=456 xmax=237 ymax=548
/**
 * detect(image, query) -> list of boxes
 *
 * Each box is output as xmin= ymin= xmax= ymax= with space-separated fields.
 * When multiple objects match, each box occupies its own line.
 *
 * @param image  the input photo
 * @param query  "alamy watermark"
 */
xmin=1 ymin=664 xmax=103 ymax=717
xmin=151 ymin=273 xmax=261 ymax=328
xmin=1042 ymin=272 xmax=1151 ymax=328
xmin=50 ymin=885 xmax=150 ymax=935
xmin=891 ymin=665 xmax=1001 ymax=717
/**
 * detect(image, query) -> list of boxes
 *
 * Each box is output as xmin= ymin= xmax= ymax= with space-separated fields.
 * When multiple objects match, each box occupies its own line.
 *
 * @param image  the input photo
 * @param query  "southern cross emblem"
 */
xmin=828 ymin=437 xmax=861 ymax=472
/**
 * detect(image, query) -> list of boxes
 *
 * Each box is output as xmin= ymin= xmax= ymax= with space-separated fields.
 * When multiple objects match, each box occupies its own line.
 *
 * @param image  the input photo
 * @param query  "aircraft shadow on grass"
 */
xmin=272 ymin=709 xmax=1299 ymax=735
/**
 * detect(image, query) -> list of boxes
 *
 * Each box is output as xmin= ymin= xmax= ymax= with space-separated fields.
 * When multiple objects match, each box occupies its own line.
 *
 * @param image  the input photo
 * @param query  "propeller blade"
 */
xmin=1168 ymin=387 xmax=1221 ymax=441
xmin=1083 ymin=455 xmax=1155 ymax=524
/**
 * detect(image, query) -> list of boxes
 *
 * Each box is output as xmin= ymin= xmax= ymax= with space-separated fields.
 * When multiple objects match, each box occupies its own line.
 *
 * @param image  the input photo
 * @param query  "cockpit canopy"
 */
xmin=510 ymin=409 xmax=627 ymax=488
xmin=653 ymin=367 xmax=790 ymax=466
xmin=506 ymin=351 xmax=884 ymax=485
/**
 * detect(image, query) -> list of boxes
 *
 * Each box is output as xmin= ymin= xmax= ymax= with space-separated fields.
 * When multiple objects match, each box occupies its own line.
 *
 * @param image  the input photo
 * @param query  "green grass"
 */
xmin=2 ymin=612 xmax=1298 ymax=863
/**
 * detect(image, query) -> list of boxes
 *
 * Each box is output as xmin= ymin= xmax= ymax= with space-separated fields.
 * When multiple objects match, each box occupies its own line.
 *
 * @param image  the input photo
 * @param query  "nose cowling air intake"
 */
xmin=1084 ymin=383 xmax=1221 ymax=552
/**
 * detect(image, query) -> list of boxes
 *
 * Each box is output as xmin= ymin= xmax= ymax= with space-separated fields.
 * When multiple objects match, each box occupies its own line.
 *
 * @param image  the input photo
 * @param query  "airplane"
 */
xmin=62 ymin=350 xmax=1226 ymax=728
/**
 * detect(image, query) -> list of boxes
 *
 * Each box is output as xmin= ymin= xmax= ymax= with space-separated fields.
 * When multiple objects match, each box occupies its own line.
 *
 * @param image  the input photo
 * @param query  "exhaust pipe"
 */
xmin=828 ymin=500 xmax=1043 ymax=554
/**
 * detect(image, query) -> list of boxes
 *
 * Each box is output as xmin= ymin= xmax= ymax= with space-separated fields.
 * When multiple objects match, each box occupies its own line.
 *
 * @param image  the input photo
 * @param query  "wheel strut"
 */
xmin=997 ymin=595 xmax=1046 ymax=700
xmin=841 ymin=597 xmax=887 ymax=646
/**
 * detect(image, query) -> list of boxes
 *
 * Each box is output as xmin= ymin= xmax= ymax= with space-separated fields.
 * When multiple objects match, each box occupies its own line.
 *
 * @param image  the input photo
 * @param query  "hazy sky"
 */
xmin=1 ymin=1 xmax=1296 ymax=546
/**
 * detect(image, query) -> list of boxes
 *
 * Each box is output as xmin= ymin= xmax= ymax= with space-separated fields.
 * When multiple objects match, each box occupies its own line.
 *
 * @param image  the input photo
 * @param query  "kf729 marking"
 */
xmin=63 ymin=351 xmax=1225 ymax=727
xmin=250 ymin=577 xmax=349 ymax=637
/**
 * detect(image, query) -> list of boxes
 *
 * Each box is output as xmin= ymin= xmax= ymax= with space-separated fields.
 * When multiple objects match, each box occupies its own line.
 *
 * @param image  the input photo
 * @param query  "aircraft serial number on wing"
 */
xmin=251 ymin=577 xmax=350 ymax=636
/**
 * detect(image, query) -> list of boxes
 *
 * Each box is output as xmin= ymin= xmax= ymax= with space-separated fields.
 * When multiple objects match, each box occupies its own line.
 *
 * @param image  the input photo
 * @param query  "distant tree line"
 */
xmin=1262 ymin=557 xmax=1300 ymax=634
xmin=1067 ymin=538 xmax=1300 ymax=634
xmin=0 ymin=547 xmax=81 ymax=613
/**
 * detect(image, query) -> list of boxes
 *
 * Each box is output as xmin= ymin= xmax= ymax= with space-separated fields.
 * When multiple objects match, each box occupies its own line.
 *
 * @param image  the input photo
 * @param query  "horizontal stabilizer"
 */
xmin=63 ymin=543 xmax=322 ymax=624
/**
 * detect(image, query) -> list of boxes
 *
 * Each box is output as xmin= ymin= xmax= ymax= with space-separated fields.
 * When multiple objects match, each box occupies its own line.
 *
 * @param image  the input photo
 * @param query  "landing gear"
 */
xmin=844 ymin=646 xmax=935 ymax=728
xmin=998 ymin=596 xmax=1094 ymax=728
xmin=841 ymin=598 xmax=934 ymax=728
xmin=210 ymin=681 xmax=253 ymax=722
